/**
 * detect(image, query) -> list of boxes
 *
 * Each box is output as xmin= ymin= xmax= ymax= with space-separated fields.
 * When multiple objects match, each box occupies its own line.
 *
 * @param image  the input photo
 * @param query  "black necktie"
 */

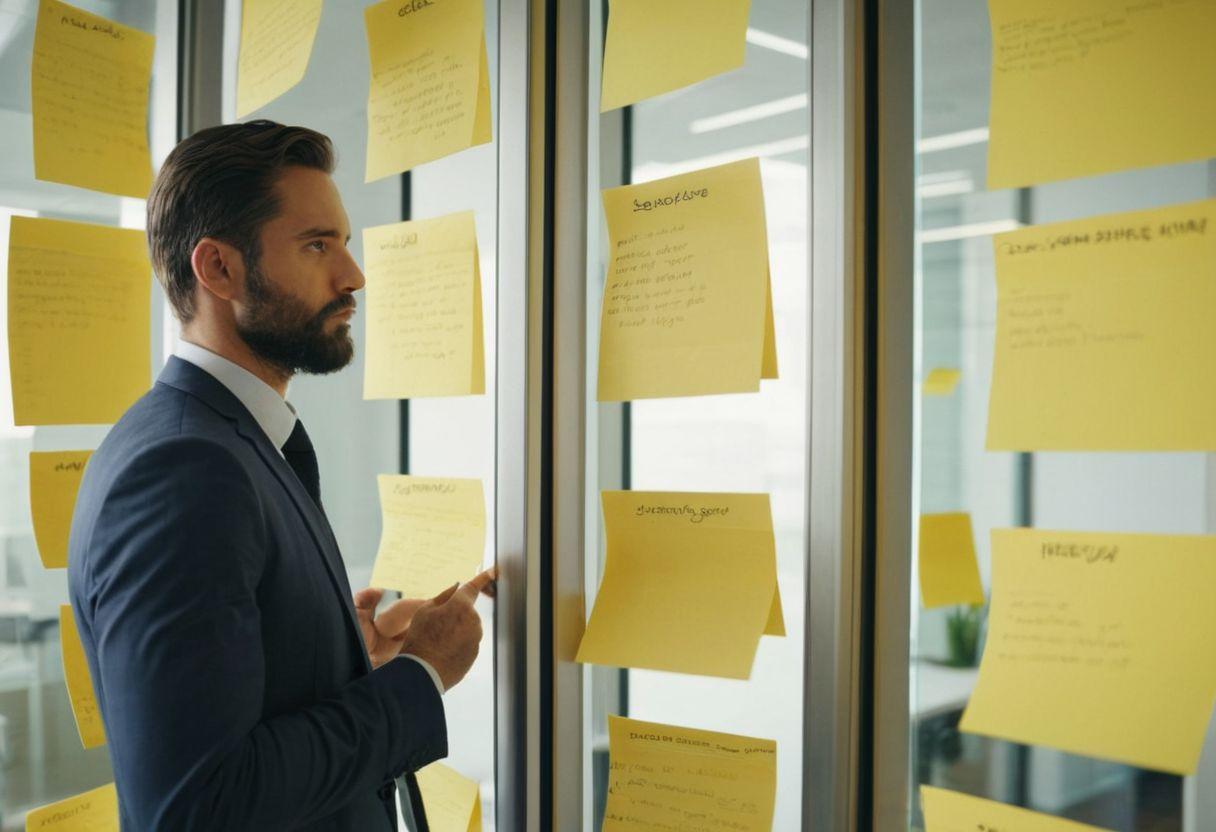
xmin=282 ymin=419 xmax=322 ymax=508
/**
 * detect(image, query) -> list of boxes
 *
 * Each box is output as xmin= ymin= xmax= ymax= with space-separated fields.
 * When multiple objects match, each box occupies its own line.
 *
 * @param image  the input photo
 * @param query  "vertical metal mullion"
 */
xmin=805 ymin=0 xmax=867 ymax=829
xmin=871 ymin=0 xmax=916 ymax=825
xmin=399 ymin=172 xmax=412 ymax=476
xmin=496 ymin=0 xmax=552 ymax=828
xmin=550 ymin=0 xmax=591 ymax=825
xmin=176 ymin=0 xmax=224 ymax=136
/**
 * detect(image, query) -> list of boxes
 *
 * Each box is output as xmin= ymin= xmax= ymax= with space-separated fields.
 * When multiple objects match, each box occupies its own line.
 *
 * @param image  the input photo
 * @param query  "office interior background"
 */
xmin=0 ymin=0 xmax=1214 ymax=829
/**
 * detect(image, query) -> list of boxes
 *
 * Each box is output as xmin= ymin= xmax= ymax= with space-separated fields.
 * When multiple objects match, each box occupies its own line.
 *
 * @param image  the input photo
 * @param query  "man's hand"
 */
xmin=353 ymin=589 xmax=425 ymax=669
xmin=354 ymin=567 xmax=497 ymax=671
xmin=397 ymin=570 xmax=495 ymax=690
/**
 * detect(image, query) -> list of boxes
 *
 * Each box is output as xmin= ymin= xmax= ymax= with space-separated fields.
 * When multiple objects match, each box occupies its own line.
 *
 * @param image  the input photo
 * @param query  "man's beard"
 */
xmin=235 ymin=263 xmax=355 ymax=377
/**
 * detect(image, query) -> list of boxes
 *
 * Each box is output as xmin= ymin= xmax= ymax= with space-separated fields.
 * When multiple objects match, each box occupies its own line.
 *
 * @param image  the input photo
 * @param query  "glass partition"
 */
xmin=220 ymin=0 xmax=500 ymax=825
xmin=406 ymin=2 xmax=500 ymax=825
xmin=0 ymin=1 xmax=178 ymax=825
xmin=905 ymin=0 xmax=1216 ymax=828
xmin=582 ymin=1 xmax=811 ymax=827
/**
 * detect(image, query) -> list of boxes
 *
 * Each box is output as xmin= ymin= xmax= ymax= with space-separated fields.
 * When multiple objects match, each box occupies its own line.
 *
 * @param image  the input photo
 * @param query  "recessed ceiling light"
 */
xmin=918 ymin=219 xmax=1021 ymax=244
xmin=745 ymin=28 xmax=809 ymax=60
xmin=917 ymin=127 xmax=990 ymax=154
xmin=690 ymin=94 xmax=809 ymax=134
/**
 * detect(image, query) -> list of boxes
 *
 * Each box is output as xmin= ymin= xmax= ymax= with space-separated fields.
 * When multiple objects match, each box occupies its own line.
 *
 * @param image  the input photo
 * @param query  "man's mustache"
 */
xmin=317 ymin=295 xmax=356 ymax=319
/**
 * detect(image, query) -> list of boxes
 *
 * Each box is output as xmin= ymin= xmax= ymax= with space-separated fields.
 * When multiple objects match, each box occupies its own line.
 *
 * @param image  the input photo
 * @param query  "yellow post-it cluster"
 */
xmin=25 ymin=782 xmax=118 ymax=830
xmin=363 ymin=211 xmax=485 ymax=399
xmin=363 ymin=0 xmax=491 ymax=181
xmin=371 ymin=475 xmax=486 ymax=598
xmin=576 ymin=491 xmax=783 ymax=680
xmin=235 ymin=0 xmax=323 ymax=117
xmin=986 ymin=199 xmax=1216 ymax=452
xmin=29 ymin=451 xmax=92 ymax=569
xmin=31 ymin=0 xmax=154 ymax=198
xmin=7 ymin=216 xmax=151 ymax=426
xmin=60 ymin=604 xmax=106 ymax=749
xmin=922 ymin=368 xmax=960 ymax=396
xmin=600 ymin=0 xmax=751 ymax=112
xmin=918 ymin=513 xmax=984 ymax=609
xmin=986 ymin=0 xmax=1216 ymax=189
xmin=921 ymin=785 xmax=1112 ymax=832
xmin=416 ymin=762 xmax=482 ymax=832
xmin=961 ymin=528 xmax=1216 ymax=775
xmin=598 ymin=157 xmax=777 ymax=402
xmin=604 ymin=715 xmax=776 ymax=831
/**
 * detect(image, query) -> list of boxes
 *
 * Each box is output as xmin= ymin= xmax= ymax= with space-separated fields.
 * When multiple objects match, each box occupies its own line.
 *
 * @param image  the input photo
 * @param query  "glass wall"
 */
xmin=219 ymin=0 xmax=500 ymax=825
xmin=582 ymin=1 xmax=811 ymax=827
xmin=406 ymin=2 xmax=501 ymax=826
xmin=906 ymin=0 xmax=1216 ymax=828
xmin=0 ymin=1 xmax=178 ymax=827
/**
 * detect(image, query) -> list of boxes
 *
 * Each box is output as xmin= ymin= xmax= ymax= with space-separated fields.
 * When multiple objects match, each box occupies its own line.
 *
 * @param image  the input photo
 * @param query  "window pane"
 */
xmin=0 ymin=0 xmax=178 ymax=824
xmin=584 ymin=2 xmax=810 ymax=827
xmin=908 ymin=0 xmax=1214 ymax=827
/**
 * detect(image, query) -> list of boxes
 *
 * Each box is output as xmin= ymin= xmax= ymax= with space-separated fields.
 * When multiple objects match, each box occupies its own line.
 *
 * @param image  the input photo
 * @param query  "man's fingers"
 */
xmin=375 ymin=597 xmax=423 ymax=636
xmin=353 ymin=587 xmax=384 ymax=611
xmin=457 ymin=568 xmax=495 ymax=601
xmin=430 ymin=582 xmax=461 ymax=606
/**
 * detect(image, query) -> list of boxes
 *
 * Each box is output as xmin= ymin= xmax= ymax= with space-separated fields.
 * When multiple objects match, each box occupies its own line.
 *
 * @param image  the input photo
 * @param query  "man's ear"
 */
xmin=191 ymin=237 xmax=246 ymax=302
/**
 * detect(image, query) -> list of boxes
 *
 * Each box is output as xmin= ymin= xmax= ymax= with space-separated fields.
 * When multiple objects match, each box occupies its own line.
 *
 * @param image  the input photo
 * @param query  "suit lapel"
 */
xmin=158 ymin=358 xmax=372 ymax=674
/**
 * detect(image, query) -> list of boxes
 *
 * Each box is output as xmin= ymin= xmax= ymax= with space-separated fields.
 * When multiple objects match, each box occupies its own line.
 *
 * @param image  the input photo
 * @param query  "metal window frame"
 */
xmin=495 ymin=1 xmax=555 ymax=829
xmin=804 ymin=0 xmax=868 ymax=828
xmin=806 ymin=0 xmax=914 ymax=829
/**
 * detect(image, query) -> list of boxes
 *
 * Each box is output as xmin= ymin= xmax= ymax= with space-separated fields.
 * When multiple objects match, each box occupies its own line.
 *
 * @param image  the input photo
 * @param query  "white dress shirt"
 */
xmin=173 ymin=341 xmax=445 ymax=694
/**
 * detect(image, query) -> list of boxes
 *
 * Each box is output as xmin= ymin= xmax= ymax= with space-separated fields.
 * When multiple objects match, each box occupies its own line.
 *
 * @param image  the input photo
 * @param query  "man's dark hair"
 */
xmin=146 ymin=120 xmax=335 ymax=323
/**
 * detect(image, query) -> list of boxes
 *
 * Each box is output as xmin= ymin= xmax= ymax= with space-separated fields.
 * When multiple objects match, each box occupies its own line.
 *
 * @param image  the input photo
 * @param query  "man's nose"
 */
xmin=336 ymin=246 xmax=365 ymax=293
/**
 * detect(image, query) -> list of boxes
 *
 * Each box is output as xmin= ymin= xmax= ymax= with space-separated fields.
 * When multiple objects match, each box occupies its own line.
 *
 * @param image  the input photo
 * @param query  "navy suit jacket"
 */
xmin=67 ymin=357 xmax=446 ymax=830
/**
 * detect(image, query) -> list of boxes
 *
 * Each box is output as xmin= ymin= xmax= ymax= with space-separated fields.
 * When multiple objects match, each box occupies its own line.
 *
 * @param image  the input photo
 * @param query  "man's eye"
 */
xmin=307 ymin=240 xmax=327 ymax=252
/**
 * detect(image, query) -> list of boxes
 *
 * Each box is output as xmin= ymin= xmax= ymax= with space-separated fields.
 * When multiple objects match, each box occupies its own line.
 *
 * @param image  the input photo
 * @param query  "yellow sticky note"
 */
xmin=604 ymin=715 xmax=776 ymax=831
xmin=31 ymin=0 xmax=154 ymax=198
xmin=7 ymin=216 xmax=151 ymax=426
xmin=363 ymin=212 xmax=485 ymax=399
xmin=601 ymin=0 xmax=751 ymax=112
xmin=60 ymin=605 xmax=105 ymax=749
xmin=29 ymin=451 xmax=92 ymax=569
xmin=960 ymin=528 xmax=1216 ymax=774
xmin=987 ymin=0 xmax=1216 ymax=189
xmin=986 ymin=200 xmax=1216 ymax=451
xmin=921 ymin=785 xmax=1112 ymax=832
xmin=363 ymin=0 xmax=492 ymax=181
xmin=922 ymin=368 xmax=960 ymax=396
xmin=235 ymin=0 xmax=323 ymax=117
xmin=597 ymin=157 xmax=777 ymax=402
xmin=576 ymin=491 xmax=783 ymax=680
xmin=371 ymin=476 xmax=486 ymax=598
xmin=918 ymin=513 xmax=984 ymax=609
xmin=25 ymin=782 xmax=118 ymax=831
xmin=416 ymin=762 xmax=482 ymax=832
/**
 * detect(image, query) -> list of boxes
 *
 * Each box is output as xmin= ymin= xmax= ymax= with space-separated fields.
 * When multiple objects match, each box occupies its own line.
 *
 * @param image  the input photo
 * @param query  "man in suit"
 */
xmin=67 ymin=120 xmax=488 ymax=830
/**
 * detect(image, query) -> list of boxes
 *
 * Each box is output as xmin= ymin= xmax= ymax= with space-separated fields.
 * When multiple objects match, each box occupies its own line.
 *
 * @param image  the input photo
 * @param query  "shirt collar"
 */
xmin=173 ymin=340 xmax=298 ymax=452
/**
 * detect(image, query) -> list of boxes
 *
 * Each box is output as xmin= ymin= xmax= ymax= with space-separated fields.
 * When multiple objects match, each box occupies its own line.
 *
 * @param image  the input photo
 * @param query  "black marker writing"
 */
xmin=1041 ymin=541 xmax=1117 ymax=564
xmin=632 ymin=188 xmax=709 ymax=213
xmin=398 ymin=0 xmax=436 ymax=15
xmin=634 ymin=503 xmax=730 ymax=523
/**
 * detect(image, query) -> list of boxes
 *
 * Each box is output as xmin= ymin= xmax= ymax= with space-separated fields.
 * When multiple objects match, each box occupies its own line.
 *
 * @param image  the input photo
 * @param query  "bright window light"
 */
xmin=690 ymin=93 xmax=808 ymax=134
xmin=634 ymin=135 xmax=809 ymax=181
xmin=745 ymin=28 xmax=808 ymax=59
xmin=918 ymin=219 xmax=1022 ymax=244
xmin=917 ymin=127 xmax=990 ymax=154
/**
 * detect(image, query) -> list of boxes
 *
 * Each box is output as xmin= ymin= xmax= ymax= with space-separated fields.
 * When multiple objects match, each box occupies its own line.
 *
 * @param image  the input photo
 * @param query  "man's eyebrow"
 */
xmin=295 ymin=227 xmax=352 ymax=244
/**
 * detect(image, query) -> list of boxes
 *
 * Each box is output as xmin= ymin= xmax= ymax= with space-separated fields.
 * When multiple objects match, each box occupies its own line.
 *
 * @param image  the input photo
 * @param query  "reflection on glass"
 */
xmin=910 ymin=0 xmax=1214 ymax=828
xmin=0 ymin=0 xmax=178 ymax=824
xmin=586 ymin=0 xmax=809 ymax=828
xmin=220 ymin=0 xmax=500 ymax=824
